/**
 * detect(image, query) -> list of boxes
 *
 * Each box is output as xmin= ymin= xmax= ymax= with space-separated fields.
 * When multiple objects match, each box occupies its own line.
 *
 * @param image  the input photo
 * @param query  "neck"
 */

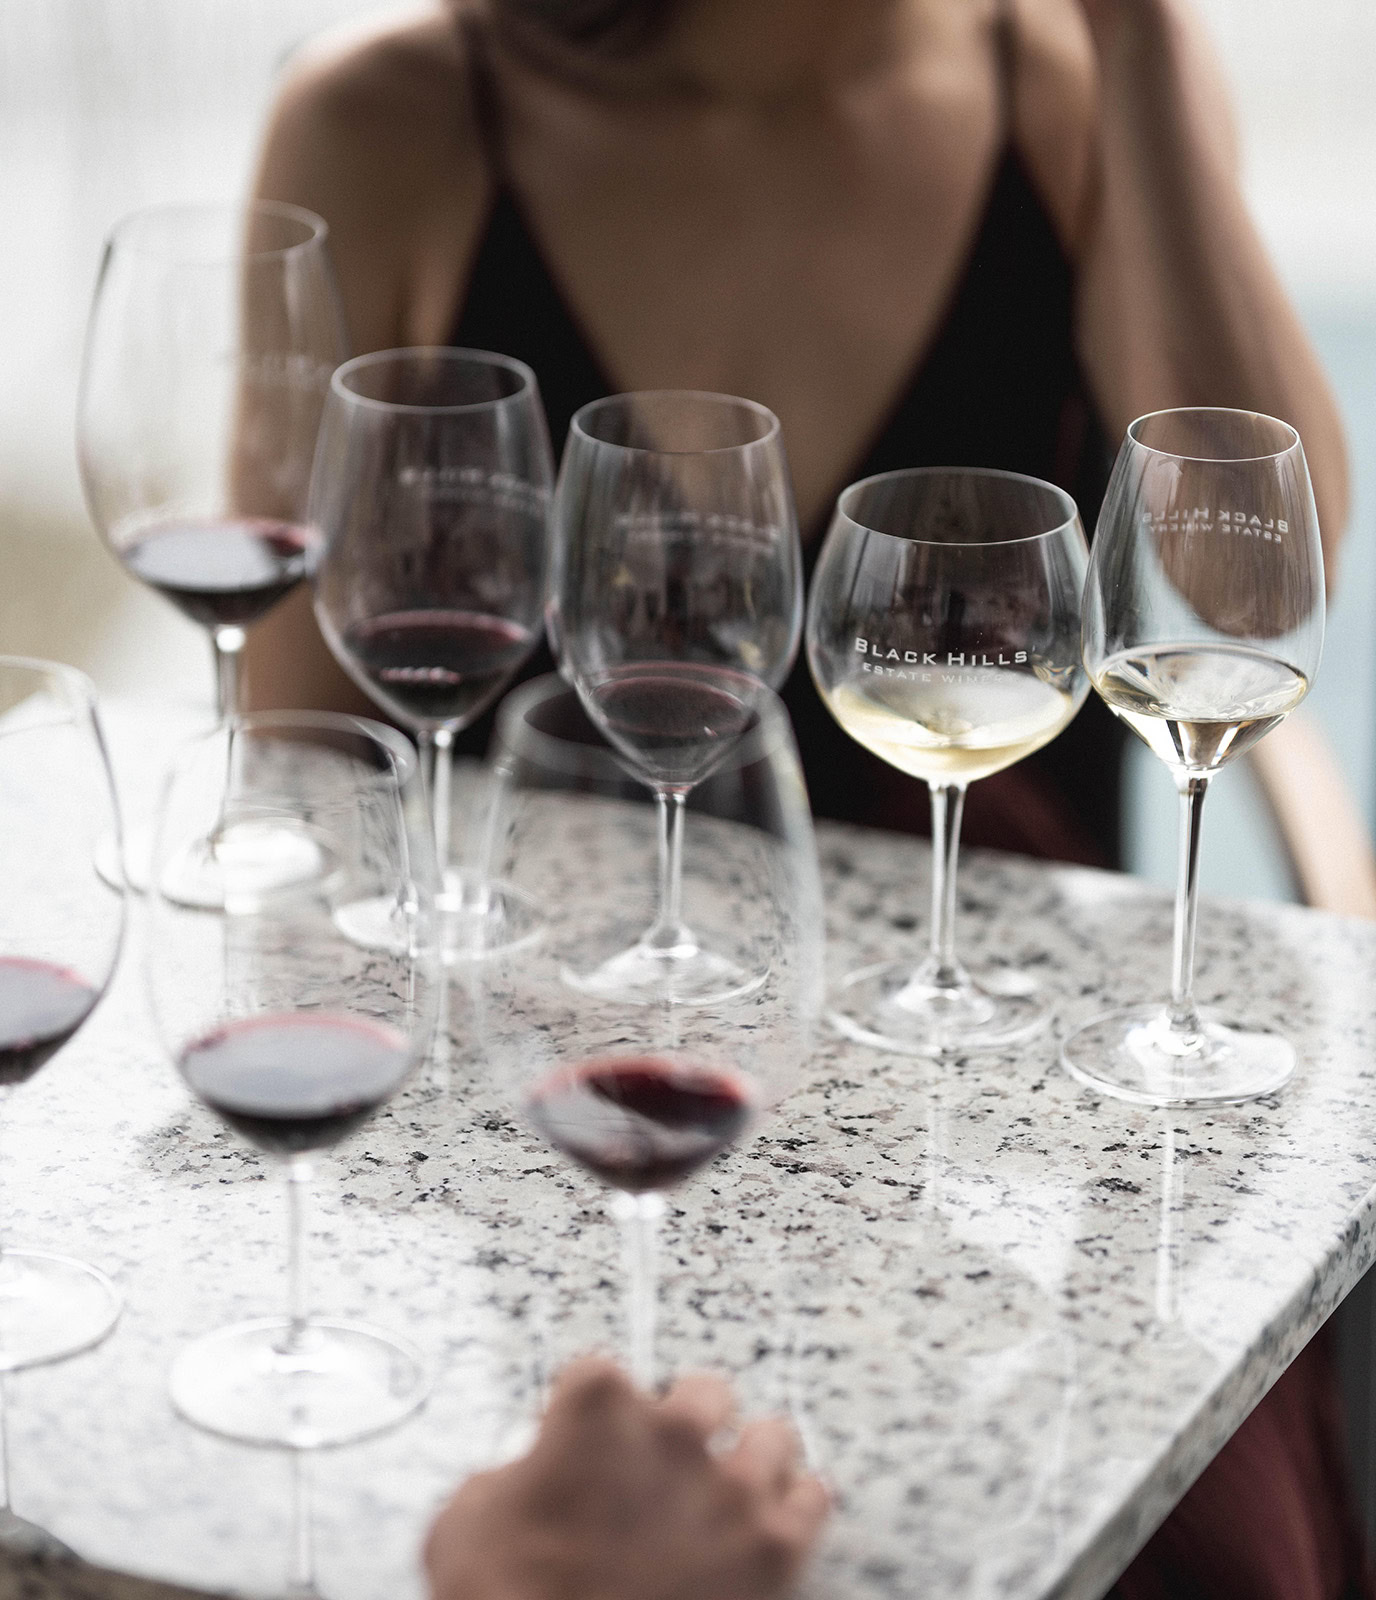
xmin=659 ymin=0 xmax=918 ymax=106
xmin=483 ymin=0 xmax=922 ymax=109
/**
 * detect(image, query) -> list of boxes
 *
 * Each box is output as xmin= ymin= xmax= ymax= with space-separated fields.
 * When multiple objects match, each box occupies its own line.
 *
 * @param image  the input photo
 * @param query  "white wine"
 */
xmin=823 ymin=668 xmax=1077 ymax=784
xmin=1094 ymin=644 xmax=1307 ymax=773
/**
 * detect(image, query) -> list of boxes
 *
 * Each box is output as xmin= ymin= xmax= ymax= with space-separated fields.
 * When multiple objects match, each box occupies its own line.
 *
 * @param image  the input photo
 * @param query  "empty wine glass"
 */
xmin=0 ymin=658 xmax=125 ymax=1366
xmin=77 ymin=201 xmax=346 ymax=891
xmin=478 ymin=674 xmax=822 ymax=1387
xmin=549 ymin=390 xmax=802 ymax=1005
xmin=147 ymin=712 xmax=440 ymax=1447
xmin=807 ymin=468 xmax=1089 ymax=1055
xmin=311 ymin=348 xmax=553 ymax=961
xmin=1061 ymin=408 xmax=1324 ymax=1105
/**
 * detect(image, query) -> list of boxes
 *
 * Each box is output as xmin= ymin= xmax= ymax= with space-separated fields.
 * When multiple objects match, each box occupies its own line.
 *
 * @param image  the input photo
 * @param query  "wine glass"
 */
xmin=77 ymin=201 xmax=346 ymax=892
xmin=0 ymin=658 xmax=125 ymax=1366
xmin=807 ymin=467 xmax=1089 ymax=1055
xmin=478 ymin=674 xmax=822 ymax=1387
xmin=548 ymin=390 xmax=802 ymax=1005
xmin=147 ymin=712 xmax=441 ymax=1447
xmin=311 ymin=347 xmax=553 ymax=962
xmin=1061 ymin=408 xmax=1324 ymax=1105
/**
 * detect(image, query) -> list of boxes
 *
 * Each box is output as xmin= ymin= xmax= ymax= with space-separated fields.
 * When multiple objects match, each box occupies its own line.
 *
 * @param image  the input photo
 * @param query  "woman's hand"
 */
xmin=423 ymin=1358 xmax=829 ymax=1600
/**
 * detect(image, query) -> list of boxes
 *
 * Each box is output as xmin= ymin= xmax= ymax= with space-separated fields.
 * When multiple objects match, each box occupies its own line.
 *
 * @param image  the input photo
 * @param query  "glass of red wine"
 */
xmin=311 ymin=347 xmax=554 ymax=962
xmin=147 ymin=711 xmax=441 ymax=1447
xmin=479 ymin=674 xmax=822 ymax=1388
xmin=548 ymin=390 xmax=802 ymax=1006
xmin=77 ymin=201 xmax=346 ymax=893
xmin=0 ymin=658 xmax=125 ymax=1367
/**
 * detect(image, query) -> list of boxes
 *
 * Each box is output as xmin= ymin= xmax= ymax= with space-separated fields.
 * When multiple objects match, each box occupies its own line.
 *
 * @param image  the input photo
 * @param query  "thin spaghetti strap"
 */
xmin=457 ymin=10 xmax=507 ymax=177
xmin=992 ymin=0 xmax=1017 ymax=140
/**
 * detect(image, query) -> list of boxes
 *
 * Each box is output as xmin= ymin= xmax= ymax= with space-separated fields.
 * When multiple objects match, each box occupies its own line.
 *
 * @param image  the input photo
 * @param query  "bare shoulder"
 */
xmin=253 ymin=6 xmax=491 ymax=349
xmin=1004 ymin=0 xmax=1098 ymax=259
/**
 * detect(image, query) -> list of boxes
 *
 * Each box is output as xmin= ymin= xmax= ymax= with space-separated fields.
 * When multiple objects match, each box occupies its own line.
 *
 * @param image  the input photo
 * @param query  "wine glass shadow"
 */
xmin=784 ymin=1224 xmax=1080 ymax=1600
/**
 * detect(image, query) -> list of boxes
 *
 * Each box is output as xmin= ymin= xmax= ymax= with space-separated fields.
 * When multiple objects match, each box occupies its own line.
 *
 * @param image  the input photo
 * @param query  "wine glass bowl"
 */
xmin=1062 ymin=408 xmax=1325 ymax=1106
xmin=549 ymin=390 xmax=803 ymax=1004
xmin=311 ymin=347 xmax=554 ymax=962
xmin=147 ymin=712 xmax=441 ymax=1448
xmin=0 ymin=658 xmax=125 ymax=1368
xmin=807 ymin=468 xmax=1089 ymax=1055
xmin=77 ymin=201 xmax=347 ymax=898
xmin=78 ymin=201 xmax=344 ymax=711
xmin=479 ymin=674 xmax=822 ymax=1385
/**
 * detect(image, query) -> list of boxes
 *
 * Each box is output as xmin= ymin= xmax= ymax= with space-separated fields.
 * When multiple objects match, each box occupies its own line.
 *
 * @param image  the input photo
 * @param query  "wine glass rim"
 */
xmin=494 ymin=671 xmax=796 ymax=779
xmin=569 ymin=390 xmax=781 ymax=455
xmin=1126 ymin=406 xmax=1302 ymax=462
xmin=215 ymin=709 xmax=420 ymax=785
xmin=0 ymin=654 xmax=97 ymax=704
xmin=834 ymin=466 xmax=1081 ymax=546
xmin=104 ymin=200 xmax=329 ymax=263
xmin=0 ymin=655 xmax=100 ymax=742
xmin=331 ymin=347 xmax=540 ymax=414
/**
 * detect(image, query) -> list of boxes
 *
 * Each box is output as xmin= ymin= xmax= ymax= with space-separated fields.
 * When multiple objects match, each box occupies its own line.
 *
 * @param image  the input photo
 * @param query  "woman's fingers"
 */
xmin=724 ymin=1416 xmax=804 ymax=1496
xmin=772 ymin=1471 xmax=832 ymax=1547
xmin=656 ymin=1372 xmax=736 ymax=1442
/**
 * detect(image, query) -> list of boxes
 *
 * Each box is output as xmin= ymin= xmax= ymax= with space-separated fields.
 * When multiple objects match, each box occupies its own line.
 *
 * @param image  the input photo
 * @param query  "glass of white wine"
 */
xmin=807 ymin=467 xmax=1089 ymax=1055
xmin=1061 ymin=408 xmax=1324 ymax=1106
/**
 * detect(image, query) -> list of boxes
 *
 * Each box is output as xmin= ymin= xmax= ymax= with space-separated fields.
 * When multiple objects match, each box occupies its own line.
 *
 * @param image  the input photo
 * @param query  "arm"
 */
xmin=1069 ymin=0 xmax=1350 ymax=579
xmin=424 ymin=1360 xmax=829 ymax=1600
xmin=1249 ymin=715 xmax=1376 ymax=920
xmin=239 ymin=14 xmax=492 ymax=712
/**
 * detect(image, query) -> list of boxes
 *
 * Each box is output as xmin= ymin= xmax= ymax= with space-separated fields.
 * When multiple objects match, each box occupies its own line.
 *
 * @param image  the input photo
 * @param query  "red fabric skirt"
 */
xmin=1113 ymin=1330 xmax=1375 ymax=1600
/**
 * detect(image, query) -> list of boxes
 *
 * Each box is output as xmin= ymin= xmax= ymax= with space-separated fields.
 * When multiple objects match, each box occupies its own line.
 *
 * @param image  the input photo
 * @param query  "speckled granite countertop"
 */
xmin=3 ymin=699 xmax=1375 ymax=1600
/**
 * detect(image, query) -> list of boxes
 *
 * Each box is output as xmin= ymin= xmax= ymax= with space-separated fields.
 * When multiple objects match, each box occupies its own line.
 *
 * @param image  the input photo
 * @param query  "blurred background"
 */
xmin=2 ymin=0 xmax=1374 ymax=905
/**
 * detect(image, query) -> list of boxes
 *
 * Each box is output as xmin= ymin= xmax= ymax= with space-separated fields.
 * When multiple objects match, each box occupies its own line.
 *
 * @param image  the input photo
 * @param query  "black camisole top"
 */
xmin=446 ymin=17 xmax=1125 ymax=868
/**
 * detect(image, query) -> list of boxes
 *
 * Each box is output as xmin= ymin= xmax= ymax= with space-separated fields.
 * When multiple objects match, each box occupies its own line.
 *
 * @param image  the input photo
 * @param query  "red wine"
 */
xmin=0 ymin=957 xmax=100 ymax=1086
xmin=122 ymin=518 xmax=319 ymax=629
xmin=525 ymin=1054 xmax=753 ymax=1192
xmin=342 ymin=610 xmax=535 ymax=728
xmin=179 ymin=1011 xmax=412 ymax=1155
xmin=586 ymin=663 xmax=758 ymax=789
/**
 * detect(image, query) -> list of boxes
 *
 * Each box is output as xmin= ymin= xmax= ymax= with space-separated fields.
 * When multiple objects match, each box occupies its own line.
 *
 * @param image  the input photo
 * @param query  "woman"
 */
xmin=243 ymin=0 xmax=1347 ymax=868
xmin=244 ymin=2 xmax=1368 ymax=1594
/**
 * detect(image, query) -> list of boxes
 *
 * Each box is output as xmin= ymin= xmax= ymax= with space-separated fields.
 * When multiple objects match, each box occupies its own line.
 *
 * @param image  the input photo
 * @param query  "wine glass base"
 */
xmin=1060 ymin=1003 xmax=1295 ymax=1107
xmin=827 ymin=959 xmax=1048 ymax=1056
xmin=437 ymin=873 xmax=545 ymax=965
xmin=333 ymin=876 xmax=543 ymax=960
xmin=0 ymin=1250 xmax=120 ymax=1371
xmin=562 ymin=936 xmax=767 ymax=1007
xmin=169 ymin=1317 xmax=430 ymax=1449
xmin=157 ymin=819 xmax=337 ymax=911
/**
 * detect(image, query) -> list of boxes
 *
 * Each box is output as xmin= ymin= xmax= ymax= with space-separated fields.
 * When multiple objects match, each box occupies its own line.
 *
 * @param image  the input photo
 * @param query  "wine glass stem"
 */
xmin=289 ymin=1449 xmax=317 ymax=1596
xmin=0 ymin=1373 xmax=11 ymax=1515
xmin=645 ymin=790 xmax=691 ymax=953
xmin=1155 ymin=1121 xmax=1180 ymax=1323
xmin=418 ymin=727 xmax=456 ymax=883
xmin=927 ymin=783 xmax=967 ymax=985
xmin=279 ymin=1155 xmax=313 ymax=1355
xmin=1168 ymin=774 xmax=1211 ymax=1035
xmin=613 ymin=1190 xmax=665 ymax=1391
xmin=211 ymin=626 xmax=246 ymax=723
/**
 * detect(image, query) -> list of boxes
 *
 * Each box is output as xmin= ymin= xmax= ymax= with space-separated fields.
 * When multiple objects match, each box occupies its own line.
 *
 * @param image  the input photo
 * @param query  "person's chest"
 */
xmin=473 ymin=60 xmax=1010 ymax=532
